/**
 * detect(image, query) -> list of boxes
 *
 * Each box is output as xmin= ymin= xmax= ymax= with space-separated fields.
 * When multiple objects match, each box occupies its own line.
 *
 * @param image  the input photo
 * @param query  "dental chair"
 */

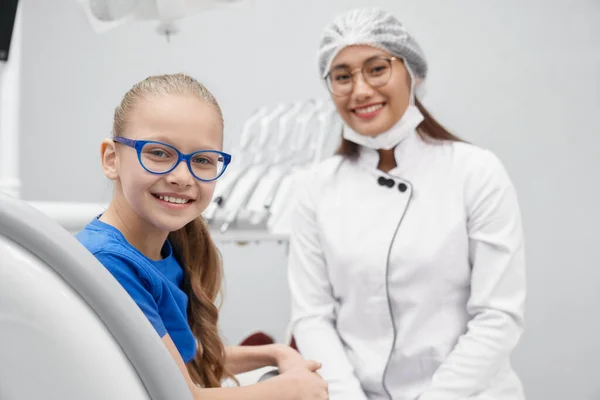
xmin=0 ymin=192 xmax=193 ymax=399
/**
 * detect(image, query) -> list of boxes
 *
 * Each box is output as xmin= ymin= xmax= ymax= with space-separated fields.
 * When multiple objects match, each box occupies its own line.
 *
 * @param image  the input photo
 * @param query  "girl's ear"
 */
xmin=100 ymin=139 xmax=119 ymax=181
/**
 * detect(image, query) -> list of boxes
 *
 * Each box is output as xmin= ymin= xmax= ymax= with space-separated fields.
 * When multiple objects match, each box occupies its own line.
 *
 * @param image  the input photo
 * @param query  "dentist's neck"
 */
xmin=377 ymin=148 xmax=396 ymax=172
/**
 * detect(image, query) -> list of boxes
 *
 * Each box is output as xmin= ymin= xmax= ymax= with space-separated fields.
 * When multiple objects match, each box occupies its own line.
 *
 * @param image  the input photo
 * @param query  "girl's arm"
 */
xmin=162 ymin=335 xmax=328 ymax=400
xmin=224 ymin=344 xmax=310 ymax=375
xmin=86 ymin=252 xmax=325 ymax=398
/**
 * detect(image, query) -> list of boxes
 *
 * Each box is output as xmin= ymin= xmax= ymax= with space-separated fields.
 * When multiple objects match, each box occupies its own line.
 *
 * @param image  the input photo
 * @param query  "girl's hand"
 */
xmin=275 ymin=361 xmax=329 ymax=400
xmin=272 ymin=344 xmax=316 ymax=374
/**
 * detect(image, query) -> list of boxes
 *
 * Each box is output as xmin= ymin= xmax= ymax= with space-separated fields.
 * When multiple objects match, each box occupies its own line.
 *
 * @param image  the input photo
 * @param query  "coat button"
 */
xmin=377 ymin=176 xmax=394 ymax=188
xmin=398 ymin=183 xmax=408 ymax=193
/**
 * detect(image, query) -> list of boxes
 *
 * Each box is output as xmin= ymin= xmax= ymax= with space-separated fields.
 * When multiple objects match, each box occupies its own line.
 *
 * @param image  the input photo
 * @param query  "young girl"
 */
xmin=288 ymin=7 xmax=526 ymax=400
xmin=76 ymin=73 xmax=328 ymax=400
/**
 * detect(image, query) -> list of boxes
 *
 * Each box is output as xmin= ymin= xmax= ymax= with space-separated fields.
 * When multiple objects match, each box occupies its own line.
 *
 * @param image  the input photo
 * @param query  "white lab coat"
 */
xmin=287 ymin=130 xmax=526 ymax=400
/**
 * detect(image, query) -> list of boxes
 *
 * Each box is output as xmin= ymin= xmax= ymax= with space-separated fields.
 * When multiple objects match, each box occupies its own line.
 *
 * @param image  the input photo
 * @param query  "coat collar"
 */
xmin=356 ymin=129 xmax=427 ymax=178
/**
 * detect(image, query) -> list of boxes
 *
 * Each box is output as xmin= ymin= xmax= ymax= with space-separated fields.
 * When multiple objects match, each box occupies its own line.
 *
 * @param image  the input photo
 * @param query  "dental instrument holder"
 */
xmin=262 ymin=102 xmax=330 ymax=211
xmin=217 ymin=103 xmax=290 ymax=233
xmin=222 ymin=101 xmax=327 ymax=232
xmin=245 ymin=101 xmax=311 ymax=218
xmin=203 ymin=99 xmax=338 ymax=239
xmin=204 ymin=107 xmax=268 ymax=223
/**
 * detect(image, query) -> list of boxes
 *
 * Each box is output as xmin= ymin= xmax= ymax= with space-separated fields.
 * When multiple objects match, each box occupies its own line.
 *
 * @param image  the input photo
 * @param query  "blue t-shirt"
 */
xmin=76 ymin=218 xmax=197 ymax=363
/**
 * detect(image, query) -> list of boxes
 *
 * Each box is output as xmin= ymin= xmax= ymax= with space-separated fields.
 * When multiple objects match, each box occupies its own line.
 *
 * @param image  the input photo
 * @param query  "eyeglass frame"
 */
xmin=112 ymin=136 xmax=232 ymax=182
xmin=324 ymin=56 xmax=398 ymax=97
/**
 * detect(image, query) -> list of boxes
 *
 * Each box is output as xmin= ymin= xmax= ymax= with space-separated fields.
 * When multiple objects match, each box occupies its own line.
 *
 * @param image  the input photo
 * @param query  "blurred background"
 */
xmin=1 ymin=0 xmax=599 ymax=398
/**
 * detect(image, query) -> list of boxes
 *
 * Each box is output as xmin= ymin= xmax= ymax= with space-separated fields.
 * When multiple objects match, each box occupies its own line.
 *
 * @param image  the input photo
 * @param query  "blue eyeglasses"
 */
xmin=113 ymin=137 xmax=232 ymax=182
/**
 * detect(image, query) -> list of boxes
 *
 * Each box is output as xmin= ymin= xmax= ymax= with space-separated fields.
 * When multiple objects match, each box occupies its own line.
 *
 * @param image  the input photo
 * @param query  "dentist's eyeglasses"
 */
xmin=113 ymin=137 xmax=231 ymax=182
xmin=325 ymin=56 xmax=397 ymax=97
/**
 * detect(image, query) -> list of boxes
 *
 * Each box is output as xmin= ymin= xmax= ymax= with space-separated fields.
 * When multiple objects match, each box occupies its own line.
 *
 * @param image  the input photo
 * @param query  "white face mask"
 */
xmin=341 ymin=103 xmax=424 ymax=150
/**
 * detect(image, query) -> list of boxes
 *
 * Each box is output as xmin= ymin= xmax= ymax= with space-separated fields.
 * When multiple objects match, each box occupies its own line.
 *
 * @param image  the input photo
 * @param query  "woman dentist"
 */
xmin=287 ymin=7 xmax=527 ymax=400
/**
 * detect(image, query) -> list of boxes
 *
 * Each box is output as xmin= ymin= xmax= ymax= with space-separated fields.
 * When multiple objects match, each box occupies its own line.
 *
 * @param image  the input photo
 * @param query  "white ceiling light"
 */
xmin=77 ymin=0 xmax=252 ymax=36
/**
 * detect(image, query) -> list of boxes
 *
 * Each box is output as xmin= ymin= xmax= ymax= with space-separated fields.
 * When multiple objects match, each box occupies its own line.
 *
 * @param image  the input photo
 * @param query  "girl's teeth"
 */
xmin=356 ymin=104 xmax=383 ymax=114
xmin=158 ymin=195 xmax=189 ymax=204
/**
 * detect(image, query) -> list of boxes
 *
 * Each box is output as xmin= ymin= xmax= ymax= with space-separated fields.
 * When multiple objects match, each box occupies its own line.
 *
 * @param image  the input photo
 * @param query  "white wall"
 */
xmin=15 ymin=0 xmax=600 ymax=399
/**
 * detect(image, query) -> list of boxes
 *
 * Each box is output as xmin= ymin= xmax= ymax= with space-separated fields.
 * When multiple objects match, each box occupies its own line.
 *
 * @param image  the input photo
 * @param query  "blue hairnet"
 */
xmin=318 ymin=8 xmax=428 ymax=81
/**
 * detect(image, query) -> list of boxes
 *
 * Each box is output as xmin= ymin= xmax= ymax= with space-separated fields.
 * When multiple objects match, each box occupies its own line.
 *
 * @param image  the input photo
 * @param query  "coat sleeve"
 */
xmin=287 ymin=167 xmax=369 ymax=400
xmin=419 ymin=150 xmax=526 ymax=400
